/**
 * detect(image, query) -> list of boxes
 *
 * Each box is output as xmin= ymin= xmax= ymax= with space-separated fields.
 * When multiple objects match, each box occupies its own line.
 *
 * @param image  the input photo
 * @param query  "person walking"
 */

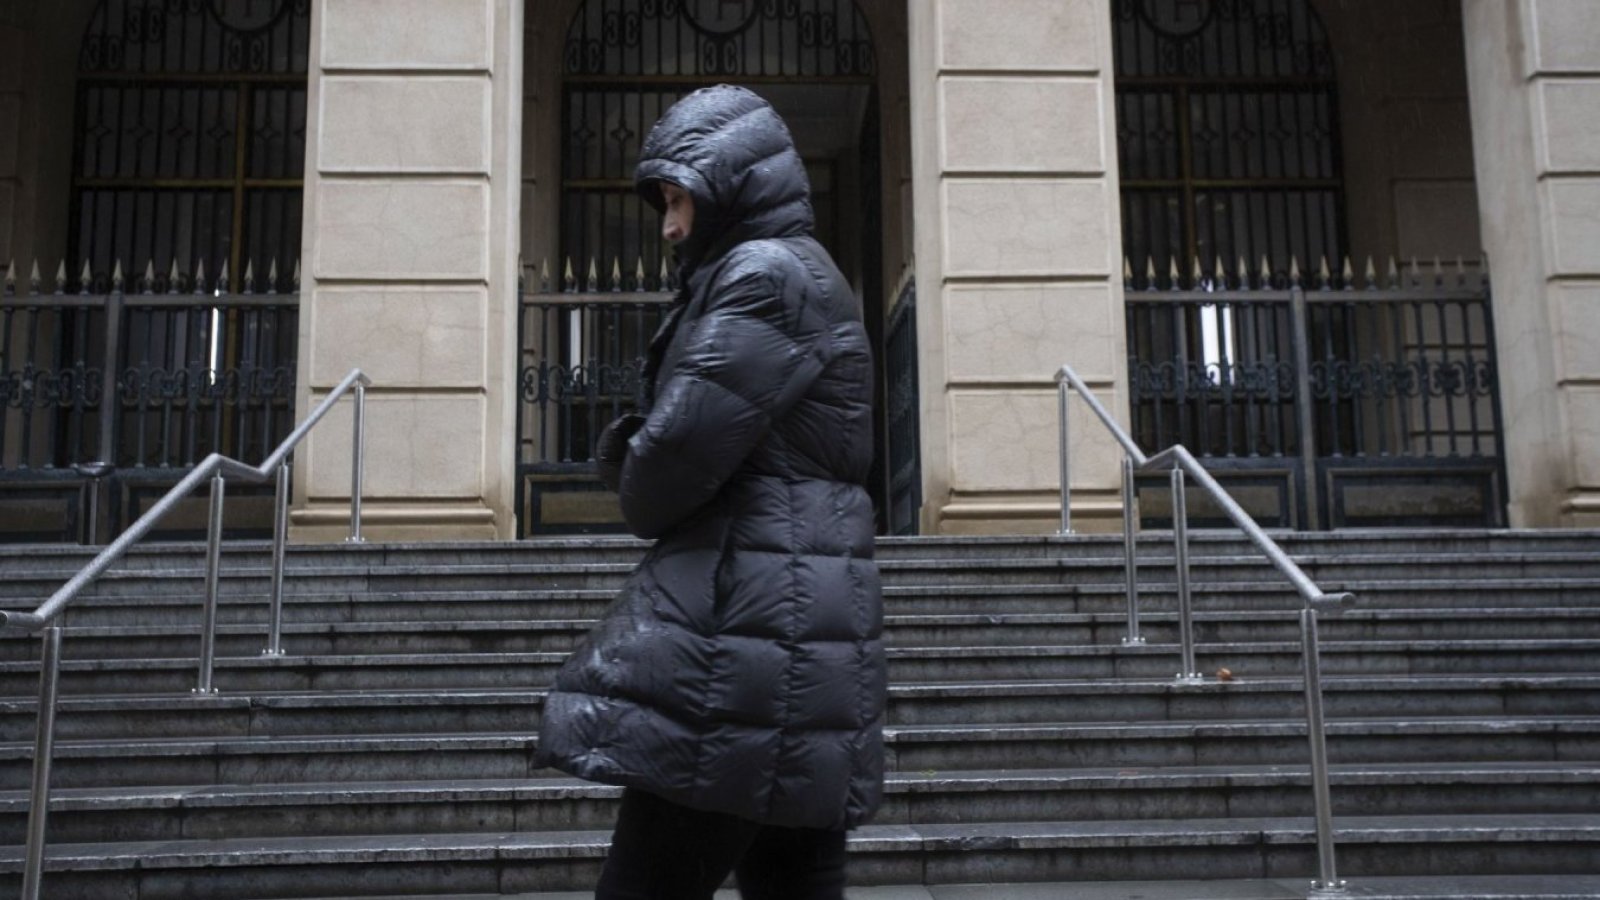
xmin=535 ymin=84 xmax=886 ymax=900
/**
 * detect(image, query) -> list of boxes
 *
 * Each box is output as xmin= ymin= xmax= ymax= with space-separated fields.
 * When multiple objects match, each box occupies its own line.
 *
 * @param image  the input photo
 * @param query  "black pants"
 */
xmin=595 ymin=788 xmax=849 ymax=900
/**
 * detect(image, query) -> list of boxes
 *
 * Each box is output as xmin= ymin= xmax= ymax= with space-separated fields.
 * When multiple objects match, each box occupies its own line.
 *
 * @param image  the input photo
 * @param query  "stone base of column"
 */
xmin=937 ymin=490 xmax=1125 ymax=535
xmin=290 ymin=502 xmax=501 ymax=543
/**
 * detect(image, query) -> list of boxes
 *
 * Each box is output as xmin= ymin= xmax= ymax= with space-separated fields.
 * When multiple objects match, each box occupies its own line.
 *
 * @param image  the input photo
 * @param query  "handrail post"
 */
xmin=20 ymin=626 xmax=62 ymax=900
xmin=1171 ymin=465 xmax=1202 ymax=684
xmin=1058 ymin=377 xmax=1071 ymax=534
xmin=195 ymin=474 xmax=224 ymax=694
xmin=264 ymin=461 xmax=289 ymax=657
xmin=1301 ymin=606 xmax=1346 ymax=896
xmin=1120 ymin=456 xmax=1144 ymax=645
xmin=348 ymin=381 xmax=366 ymax=543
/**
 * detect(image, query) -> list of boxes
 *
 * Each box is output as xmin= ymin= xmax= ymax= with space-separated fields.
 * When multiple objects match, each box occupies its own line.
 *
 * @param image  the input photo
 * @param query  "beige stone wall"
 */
xmin=909 ymin=0 xmax=1129 ymax=534
xmin=292 ymin=0 xmax=524 ymax=541
xmin=1464 ymin=0 xmax=1600 ymax=525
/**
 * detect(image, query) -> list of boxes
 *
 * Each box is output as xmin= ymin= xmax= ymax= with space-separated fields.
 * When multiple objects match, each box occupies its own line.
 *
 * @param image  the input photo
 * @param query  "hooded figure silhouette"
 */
xmin=535 ymin=84 xmax=885 ymax=896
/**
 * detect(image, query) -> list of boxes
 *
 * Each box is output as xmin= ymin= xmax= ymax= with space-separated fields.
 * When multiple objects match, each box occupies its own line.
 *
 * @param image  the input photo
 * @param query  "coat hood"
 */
xmin=636 ymin=85 xmax=814 ymax=272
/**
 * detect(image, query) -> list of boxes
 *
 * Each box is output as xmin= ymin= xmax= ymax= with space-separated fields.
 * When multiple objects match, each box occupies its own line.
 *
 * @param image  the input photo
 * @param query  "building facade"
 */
xmin=1 ymin=0 xmax=1596 ymax=543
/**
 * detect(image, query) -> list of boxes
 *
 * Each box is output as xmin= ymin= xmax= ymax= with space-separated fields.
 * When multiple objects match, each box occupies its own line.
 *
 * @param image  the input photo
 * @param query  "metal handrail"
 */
xmin=2 ymin=367 xmax=372 ymax=900
xmin=1056 ymin=362 xmax=1351 ymax=897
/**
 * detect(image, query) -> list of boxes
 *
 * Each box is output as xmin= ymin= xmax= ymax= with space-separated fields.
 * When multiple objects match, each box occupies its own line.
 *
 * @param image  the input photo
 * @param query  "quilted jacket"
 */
xmin=534 ymin=85 xmax=885 ymax=831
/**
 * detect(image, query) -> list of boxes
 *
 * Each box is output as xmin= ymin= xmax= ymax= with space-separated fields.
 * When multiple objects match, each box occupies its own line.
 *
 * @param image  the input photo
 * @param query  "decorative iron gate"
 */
xmin=517 ymin=0 xmax=878 ymax=536
xmin=1 ymin=263 xmax=297 ymax=542
xmin=71 ymin=0 xmax=311 ymax=288
xmin=1125 ymin=260 xmax=1508 ymax=529
xmin=1112 ymin=0 xmax=1346 ymax=285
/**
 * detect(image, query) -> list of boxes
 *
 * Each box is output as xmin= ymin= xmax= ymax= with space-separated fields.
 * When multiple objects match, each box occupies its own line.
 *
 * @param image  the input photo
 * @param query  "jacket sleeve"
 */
xmin=618 ymin=253 xmax=827 ymax=539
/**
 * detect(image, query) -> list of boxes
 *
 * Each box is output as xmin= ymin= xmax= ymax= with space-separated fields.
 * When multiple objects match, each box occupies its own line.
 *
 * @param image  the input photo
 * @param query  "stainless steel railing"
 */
xmin=0 ymin=367 xmax=372 ymax=900
xmin=1056 ymin=362 xmax=1352 ymax=897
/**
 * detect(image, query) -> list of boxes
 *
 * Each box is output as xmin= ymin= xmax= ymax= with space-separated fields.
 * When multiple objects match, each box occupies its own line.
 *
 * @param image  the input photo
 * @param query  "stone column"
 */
xmin=907 ymin=0 xmax=1129 ymax=535
xmin=293 ymin=0 xmax=524 ymax=541
xmin=1464 ymin=0 xmax=1600 ymax=526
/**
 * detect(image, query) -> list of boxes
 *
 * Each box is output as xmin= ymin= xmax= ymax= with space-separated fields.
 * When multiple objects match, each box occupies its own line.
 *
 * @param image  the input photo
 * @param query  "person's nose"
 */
xmin=662 ymin=217 xmax=683 ymax=244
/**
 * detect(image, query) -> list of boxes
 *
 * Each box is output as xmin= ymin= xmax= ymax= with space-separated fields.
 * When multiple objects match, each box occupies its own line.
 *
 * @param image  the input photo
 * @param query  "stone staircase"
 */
xmin=0 ymin=531 xmax=1596 ymax=898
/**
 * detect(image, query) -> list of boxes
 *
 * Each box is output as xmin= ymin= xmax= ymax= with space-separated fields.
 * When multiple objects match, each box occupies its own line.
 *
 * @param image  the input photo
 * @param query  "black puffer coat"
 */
xmin=535 ymin=85 xmax=885 ymax=832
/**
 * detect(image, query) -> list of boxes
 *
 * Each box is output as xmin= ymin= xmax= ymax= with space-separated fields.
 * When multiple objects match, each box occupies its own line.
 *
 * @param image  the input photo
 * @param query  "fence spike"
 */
xmin=33 ymin=260 xmax=47 ymax=294
xmin=1386 ymin=256 xmax=1400 ymax=289
xmin=635 ymin=258 xmax=647 ymax=292
xmin=1123 ymin=256 xmax=1133 ymax=284
xmin=660 ymin=256 xmax=672 ymax=292
xmin=1214 ymin=255 xmax=1227 ymax=287
xmin=292 ymin=259 xmax=302 ymax=292
xmin=1431 ymin=255 xmax=1443 ymax=288
xmin=1145 ymin=257 xmax=1157 ymax=288
xmin=1191 ymin=256 xmax=1203 ymax=287
xmin=168 ymin=258 xmax=182 ymax=294
xmin=269 ymin=258 xmax=280 ymax=288
xmin=1364 ymin=256 xmax=1377 ymax=290
xmin=244 ymin=259 xmax=256 ymax=294
xmin=3 ymin=260 xmax=14 ymax=295
xmin=143 ymin=260 xmax=156 ymax=294
xmin=112 ymin=260 xmax=125 ymax=292
xmin=1168 ymin=256 xmax=1181 ymax=288
xmin=1341 ymin=256 xmax=1354 ymax=288
xmin=1238 ymin=255 xmax=1250 ymax=289
xmin=1260 ymin=255 xmax=1273 ymax=287
xmin=219 ymin=259 xmax=232 ymax=294
xmin=611 ymin=257 xmax=622 ymax=292
xmin=561 ymin=257 xmax=574 ymax=292
xmin=193 ymin=259 xmax=208 ymax=294
xmin=1317 ymin=255 xmax=1330 ymax=289
xmin=1288 ymin=256 xmax=1302 ymax=287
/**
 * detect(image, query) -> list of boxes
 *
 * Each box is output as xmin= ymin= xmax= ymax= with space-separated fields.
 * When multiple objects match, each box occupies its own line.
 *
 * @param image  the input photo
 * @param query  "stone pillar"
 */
xmin=293 ymin=0 xmax=524 ymax=541
xmin=907 ymin=0 xmax=1129 ymax=534
xmin=1464 ymin=0 xmax=1600 ymax=526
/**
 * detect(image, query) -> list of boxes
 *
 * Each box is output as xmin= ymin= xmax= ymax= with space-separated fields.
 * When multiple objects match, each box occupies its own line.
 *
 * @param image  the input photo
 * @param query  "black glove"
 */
xmin=595 ymin=413 xmax=645 ymax=492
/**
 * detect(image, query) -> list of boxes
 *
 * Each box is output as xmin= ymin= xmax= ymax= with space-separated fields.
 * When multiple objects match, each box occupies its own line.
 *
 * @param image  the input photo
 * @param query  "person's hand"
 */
xmin=595 ymin=413 xmax=646 ymax=492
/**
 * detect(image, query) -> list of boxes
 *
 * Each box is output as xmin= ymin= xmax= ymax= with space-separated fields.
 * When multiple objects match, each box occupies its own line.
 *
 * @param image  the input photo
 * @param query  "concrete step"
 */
xmin=3 ymin=715 xmax=1594 ymax=790
xmin=4 ymin=530 xmax=1596 ymax=573
xmin=13 ymin=579 xmax=1600 ymax=635
xmin=6 ymin=551 xmax=1600 ymax=604
xmin=288 ymin=874 xmax=1600 ymax=900
xmin=3 ymin=638 xmax=1598 ymax=696
xmin=881 ymin=717 xmax=1600 ymax=772
xmin=2 ymin=815 xmax=1595 ymax=896
xmin=3 ymin=637 xmax=1598 ymax=696
xmin=3 ymin=674 xmax=1593 ymax=741
xmin=5 ymin=764 xmax=1596 ymax=845
xmin=5 ymin=607 xmax=1597 ymax=662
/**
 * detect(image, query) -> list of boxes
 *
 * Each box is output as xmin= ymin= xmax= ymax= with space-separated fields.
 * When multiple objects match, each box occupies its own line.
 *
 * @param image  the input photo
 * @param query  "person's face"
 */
xmin=660 ymin=182 xmax=694 ymax=245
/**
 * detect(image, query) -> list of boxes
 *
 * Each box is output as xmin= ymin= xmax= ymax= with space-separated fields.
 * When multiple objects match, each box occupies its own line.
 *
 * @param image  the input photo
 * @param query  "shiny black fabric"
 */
xmin=535 ymin=85 xmax=885 ymax=831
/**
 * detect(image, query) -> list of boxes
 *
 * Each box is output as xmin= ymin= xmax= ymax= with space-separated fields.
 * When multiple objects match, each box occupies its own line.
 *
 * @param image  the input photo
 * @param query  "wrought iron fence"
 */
xmin=1 ymin=260 xmax=297 ymax=542
xmin=515 ymin=261 xmax=674 ymax=536
xmin=1125 ymin=256 xmax=1507 ymax=529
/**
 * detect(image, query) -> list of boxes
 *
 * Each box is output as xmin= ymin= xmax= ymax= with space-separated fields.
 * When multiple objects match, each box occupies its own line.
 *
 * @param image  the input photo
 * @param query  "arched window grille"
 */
xmin=1113 ymin=0 xmax=1345 ymax=288
xmin=70 ymin=0 xmax=311 ymax=291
